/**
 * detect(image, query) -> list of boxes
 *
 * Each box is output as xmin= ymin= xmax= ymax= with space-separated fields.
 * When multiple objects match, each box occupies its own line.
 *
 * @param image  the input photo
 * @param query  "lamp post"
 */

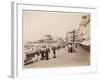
xmin=72 ymin=29 xmax=75 ymax=44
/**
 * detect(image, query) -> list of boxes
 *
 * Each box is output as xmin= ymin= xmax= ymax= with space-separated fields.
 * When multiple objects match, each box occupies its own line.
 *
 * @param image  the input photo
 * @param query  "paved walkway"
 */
xmin=24 ymin=45 xmax=90 ymax=68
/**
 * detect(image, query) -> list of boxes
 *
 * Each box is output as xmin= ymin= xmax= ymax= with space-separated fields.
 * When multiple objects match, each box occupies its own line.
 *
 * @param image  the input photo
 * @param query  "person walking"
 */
xmin=75 ymin=44 xmax=77 ymax=48
xmin=40 ymin=47 xmax=44 ymax=60
xmin=70 ymin=44 xmax=73 ymax=53
xmin=68 ymin=44 xmax=71 ymax=53
xmin=52 ymin=47 xmax=56 ymax=58
xmin=45 ymin=47 xmax=49 ymax=60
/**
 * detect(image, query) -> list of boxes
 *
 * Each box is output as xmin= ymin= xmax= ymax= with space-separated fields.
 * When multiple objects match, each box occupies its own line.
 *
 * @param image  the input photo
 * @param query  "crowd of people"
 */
xmin=35 ymin=45 xmax=57 ymax=61
xmin=24 ymin=44 xmax=78 ymax=65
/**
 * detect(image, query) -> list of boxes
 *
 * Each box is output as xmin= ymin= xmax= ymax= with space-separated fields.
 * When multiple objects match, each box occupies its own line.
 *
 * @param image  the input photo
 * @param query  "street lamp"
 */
xmin=73 ymin=29 xmax=75 ymax=44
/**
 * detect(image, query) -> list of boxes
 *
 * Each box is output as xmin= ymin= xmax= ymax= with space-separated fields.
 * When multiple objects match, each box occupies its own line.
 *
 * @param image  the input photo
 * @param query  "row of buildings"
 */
xmin=65 ymin=15 xmax=90 ymax=51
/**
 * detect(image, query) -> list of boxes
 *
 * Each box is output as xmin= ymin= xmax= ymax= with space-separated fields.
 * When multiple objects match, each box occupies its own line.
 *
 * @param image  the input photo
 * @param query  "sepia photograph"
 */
xmin=23 ymin=10 xmax=90 ymax=69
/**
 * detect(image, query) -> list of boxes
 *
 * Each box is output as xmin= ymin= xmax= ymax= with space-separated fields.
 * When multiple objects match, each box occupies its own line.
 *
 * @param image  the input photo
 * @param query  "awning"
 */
xmin=80 ymin=40 xmax=90 ymax=46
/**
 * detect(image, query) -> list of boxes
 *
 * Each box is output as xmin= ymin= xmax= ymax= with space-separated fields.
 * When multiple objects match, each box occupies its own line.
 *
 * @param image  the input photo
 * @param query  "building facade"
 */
xmin=79 ymin=15 xmax=90 ymax=51
xmin=67 ymin=29 xmax=80 ymax=44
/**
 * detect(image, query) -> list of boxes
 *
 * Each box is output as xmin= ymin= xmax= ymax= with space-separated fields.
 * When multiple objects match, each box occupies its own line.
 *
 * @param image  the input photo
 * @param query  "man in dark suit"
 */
xmin=40 ymin=47 xmax=44 ymax=60
xmin=52 ymin=47 xmax=56 ymax=58
xmin=44 ymin=46 xmax=49 ymax=60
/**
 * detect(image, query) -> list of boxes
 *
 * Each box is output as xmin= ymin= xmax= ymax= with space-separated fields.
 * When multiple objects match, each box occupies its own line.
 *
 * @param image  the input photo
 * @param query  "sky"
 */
xmin=23 ymin=10 xmax=89 ymax=43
